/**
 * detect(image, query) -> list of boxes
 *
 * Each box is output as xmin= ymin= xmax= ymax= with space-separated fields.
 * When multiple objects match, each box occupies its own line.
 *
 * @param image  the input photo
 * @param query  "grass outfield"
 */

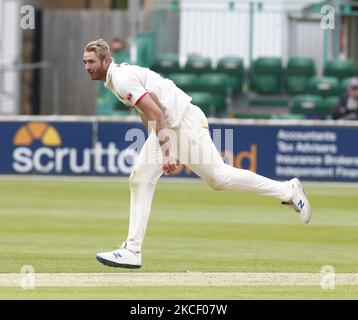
xmin=2 ymin=286 xmax=358 ymax=300
xmin=0 ymin=177 xmax=358 ymax=299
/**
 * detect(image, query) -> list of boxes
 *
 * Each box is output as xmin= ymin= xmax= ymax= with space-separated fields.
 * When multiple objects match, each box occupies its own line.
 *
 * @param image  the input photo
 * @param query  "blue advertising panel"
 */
xmin=96 ymin=121 xmax=358 ymax=182
xmin=96 ymin=121 xmax=147 ymax=176
xmin=0 ymin=121 xmax=93 ymax=175
xmin=1 ymin=119 xmax=358 ymax=182
xmin=208 ymin=124 xmax=358 ymax=182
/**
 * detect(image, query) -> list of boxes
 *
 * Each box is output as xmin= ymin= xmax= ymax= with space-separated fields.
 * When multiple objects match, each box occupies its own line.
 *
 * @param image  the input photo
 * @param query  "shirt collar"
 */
xmin=104 ymin=62 xmax=116 ymax=88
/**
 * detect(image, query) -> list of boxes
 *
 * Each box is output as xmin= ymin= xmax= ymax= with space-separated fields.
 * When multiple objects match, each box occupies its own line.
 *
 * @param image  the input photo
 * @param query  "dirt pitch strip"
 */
xmin=1 ymin=273 xmax=358 ymax=287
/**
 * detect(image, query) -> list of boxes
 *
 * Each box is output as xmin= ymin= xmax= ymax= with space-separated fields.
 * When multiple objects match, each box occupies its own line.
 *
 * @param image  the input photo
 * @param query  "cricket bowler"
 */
xmin=83 ymin=39 xmax=311 ymax=269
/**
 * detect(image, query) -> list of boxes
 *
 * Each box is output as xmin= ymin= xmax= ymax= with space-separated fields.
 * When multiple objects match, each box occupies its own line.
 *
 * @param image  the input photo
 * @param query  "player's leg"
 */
xmin=126 ymin=130 xmax=163 ymax=252
xmin=176 ymin=104 xmax=311 ymax=223
xmin=96 ymin=131 xmax=163 ymax=268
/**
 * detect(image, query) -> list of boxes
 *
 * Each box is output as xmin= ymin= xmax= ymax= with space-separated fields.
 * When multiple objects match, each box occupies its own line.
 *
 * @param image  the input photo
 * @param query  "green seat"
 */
xmin=235 ymin=113 xmax=271 ymax=120
xmin=216 ymin=57 xmax=244 ymax=92
xmin=97 ymin=101 xmax=132 ymax=116
xmin=324 ymin=59 xmax=355 ymax=80
xmin=151 ymin=54 xmax=181 ymax=75
xmin=285 ymin=76 xmax=310 ymax=94
xmin=355 ymin=65 xmax=358 ymax=76
xmin=113 ymin=51 xmax=131 ymax=64
xmin=285 ymin=57 xmax=315 ymax=94
xmin=291 ymin=95 xmax=324 ymax=115
xmin=184 ymin=56 xmax=212 ymax=74
xmin=211 ymin=94 xmax=227 ymax=112
xmin=340 ymin=78 xmax=352 ymax=92
xmin=287 ymin=57 xmax=315 ymax=75
xmin=198 ymin=74 xmax=229 ymax=112
xmin=198 ymin=73 xmax=230 ymax=95
xmin=251 ymin=75 xmax=280 ymax=94
xmin=188 ymin=92 xmax=215 ymax=117
xmin=252 ymin=57 xmax=282 ymax=73
xmin=271 ymin=114 xmax=306 ymax=120
xmin=250 ymin=57 xmax=283 ymax=94
xmin=319 ymin=96 xmax=339 ymax=116
xmin=97 ymin=84 xmax=131 ymax=116
xmin=307 ymin=76 xmax=340 ymax=97
xmin=168 ymin=73 xmax=199 ymax=92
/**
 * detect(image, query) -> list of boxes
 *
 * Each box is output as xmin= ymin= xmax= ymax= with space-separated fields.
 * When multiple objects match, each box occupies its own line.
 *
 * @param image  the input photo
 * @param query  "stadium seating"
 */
xmin=168 ymin=73 xmax=199 ymax=92
xmin=307 ymin=76 xmax=340 ymax=97
xmin=188 ymin=92 xmax=216 ymax=116
xmin=99 ymin=52 xmax=350 ymax=120
xmin=211 ymin=94 xmax=227 ymax=113
xmin=320 ymin=96 xmax=338 ymax=117
xmin=290 ymin=94 xmax=324 ymax=117
xmin=341 ymin=78 xmax=352 ymax=92
xmin=271 ymin=114 xmax=306 ymax=120
xmin=216 ymin=57 xmax=244 ymax=93
xmin=235 ymin=113 xmax=305 ymax=120
xmin=151 ymin=54 xmax=181 ymax=75
xmin=285 ymin=57 xmax=316 ymax=94
xmin=197 ymin=73 xmax=229 ymax=112
xmin=235 ymin=113 xmax=271 ymax=119
xmin=113 ymin=51 xmax=131 ymax=64
xmin=184 ymin=56 xmax=212 ymax=74
xmin=97 ymin=94 xmax=132 ymax=116
xmin=324 ymin=59 xmax=355 ymax=80
xmin=198 ymin=73 xmax=230 ymax=95
xmin=250 ymin=57 xmax=283 ymax=94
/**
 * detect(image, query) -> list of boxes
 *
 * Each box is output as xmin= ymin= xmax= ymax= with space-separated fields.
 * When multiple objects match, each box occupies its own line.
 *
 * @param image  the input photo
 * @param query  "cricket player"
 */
xmin=83 ymin=39 xmax=311 ymax=269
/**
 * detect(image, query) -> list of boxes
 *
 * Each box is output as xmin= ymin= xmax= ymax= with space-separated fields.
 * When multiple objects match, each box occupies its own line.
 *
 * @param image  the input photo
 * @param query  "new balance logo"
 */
xmin=298 ymin=200 xmax=305 ymax=210
xmin=113 ymin=252 xmax=122 ymax=259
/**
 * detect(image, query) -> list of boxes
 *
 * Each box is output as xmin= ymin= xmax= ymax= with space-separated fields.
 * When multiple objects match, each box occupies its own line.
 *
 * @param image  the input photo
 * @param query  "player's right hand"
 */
xmin=162 ymin=152 xmax=177 ymax=176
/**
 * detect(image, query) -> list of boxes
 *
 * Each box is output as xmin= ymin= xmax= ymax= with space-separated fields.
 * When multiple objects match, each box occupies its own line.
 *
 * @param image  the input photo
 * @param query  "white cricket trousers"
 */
xmin=125 ymin=103 xmax=293 ymax=252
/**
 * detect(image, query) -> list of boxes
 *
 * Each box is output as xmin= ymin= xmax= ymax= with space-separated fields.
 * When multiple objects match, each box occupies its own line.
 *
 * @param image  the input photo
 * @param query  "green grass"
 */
xmin=1 ymin=286 xmax=358 ymax=300
xmin=0 ymin=177 xmax=358 ymax=299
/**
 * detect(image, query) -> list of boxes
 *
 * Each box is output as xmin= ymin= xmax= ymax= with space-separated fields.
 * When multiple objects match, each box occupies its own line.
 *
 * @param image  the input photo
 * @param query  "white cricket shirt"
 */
xmin=104 ymin=62 xmax=192 ymax=128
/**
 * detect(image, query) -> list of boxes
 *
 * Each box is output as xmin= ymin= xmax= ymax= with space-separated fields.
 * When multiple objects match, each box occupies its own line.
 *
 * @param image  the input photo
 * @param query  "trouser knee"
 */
xmin=205 ymin=168 xmax=226 ymax=191
xmin=129 ymin=167 xmax=159 ymax=189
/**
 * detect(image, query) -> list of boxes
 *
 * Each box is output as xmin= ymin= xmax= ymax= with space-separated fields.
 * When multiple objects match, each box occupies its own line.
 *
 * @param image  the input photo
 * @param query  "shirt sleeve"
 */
xmin=112 ymin=72 xmax=148 ymax=108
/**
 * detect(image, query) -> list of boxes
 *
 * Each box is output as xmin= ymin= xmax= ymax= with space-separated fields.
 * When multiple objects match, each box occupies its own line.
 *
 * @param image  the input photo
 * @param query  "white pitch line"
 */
xmin=1 ymin=175 xmax=358 ymax=188
xmin=1 ymin=272 xmax=358 ymax=287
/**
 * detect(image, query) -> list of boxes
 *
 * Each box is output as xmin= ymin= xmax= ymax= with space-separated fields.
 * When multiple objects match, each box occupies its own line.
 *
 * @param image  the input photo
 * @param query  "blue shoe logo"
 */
xmin=113 ymin=252 xmax=122 ymax=259
xmin=298 ymin=200 xmax=305 ymax=210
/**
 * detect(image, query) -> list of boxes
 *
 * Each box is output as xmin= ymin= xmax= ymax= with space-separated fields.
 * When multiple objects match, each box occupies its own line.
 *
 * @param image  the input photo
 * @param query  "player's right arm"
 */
xmin=136 ymin=94 xmax=177 ymax=176
xmin=112 ymin=72 xmax=177 ymax=175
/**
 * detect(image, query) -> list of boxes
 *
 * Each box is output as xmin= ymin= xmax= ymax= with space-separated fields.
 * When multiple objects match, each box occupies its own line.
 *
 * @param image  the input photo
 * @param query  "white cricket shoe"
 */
xmin=96 ymin=246 xmax=142 ymax=269
xmin=282 ymin=178 xmax=311 ymax=224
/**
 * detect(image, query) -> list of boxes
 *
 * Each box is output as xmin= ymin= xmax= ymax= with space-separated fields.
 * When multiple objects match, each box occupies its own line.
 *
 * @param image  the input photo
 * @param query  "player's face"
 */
xmin=83 ymin=51 xmax=107 ymax=81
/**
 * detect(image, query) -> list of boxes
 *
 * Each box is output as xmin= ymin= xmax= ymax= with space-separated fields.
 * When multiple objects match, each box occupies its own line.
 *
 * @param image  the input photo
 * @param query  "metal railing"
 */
xmin=151 ymin=0 xmax=357 ymax=68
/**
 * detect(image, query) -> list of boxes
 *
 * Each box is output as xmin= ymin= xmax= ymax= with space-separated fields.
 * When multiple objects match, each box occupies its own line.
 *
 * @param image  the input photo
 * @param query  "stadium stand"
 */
xmin=167 ymin=73 xmax=199 ymax=92
xmin=250 ymin=57 xmax=283 ymax=94
xmin=290 ymin=94 xmax=324 ymax=118
xmin=97 ymin=54 xmax=356 ymax=119
xmin=285 ymin=57 xmax=316 ymax=94
xmin=216 ymin=57 xmax=245 ymax=93
xmin=307 ymin=76 xmax=340 ymax=97
xmin=184 ymin=55 xmax=213 ymax=74
xmin=151 ymin=53 xmax=181 ymax=76
xmin=324 ymin=59 xmax=355 ymax=80
xmin=187 ymin=92 xmax=215 ymax=117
